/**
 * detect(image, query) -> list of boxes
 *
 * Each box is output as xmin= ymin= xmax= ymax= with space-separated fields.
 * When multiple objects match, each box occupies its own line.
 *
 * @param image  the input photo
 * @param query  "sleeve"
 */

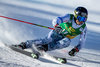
xmin=52 ymin=14 xmax=70 ymax=27
xmin=76 ymin=26 xmax=87 ymax=50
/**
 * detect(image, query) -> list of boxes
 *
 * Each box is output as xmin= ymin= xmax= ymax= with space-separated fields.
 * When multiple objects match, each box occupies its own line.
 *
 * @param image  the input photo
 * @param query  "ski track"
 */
xmin=0 ymin=0 xmax=100 ymax=67
xmin=0 ymin=44 xmax=100 ymax=67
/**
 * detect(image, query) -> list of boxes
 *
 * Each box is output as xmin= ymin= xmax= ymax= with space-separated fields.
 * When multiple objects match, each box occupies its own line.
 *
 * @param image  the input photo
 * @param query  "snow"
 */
xmin=0 ymin=0 xmax=100 ymax=67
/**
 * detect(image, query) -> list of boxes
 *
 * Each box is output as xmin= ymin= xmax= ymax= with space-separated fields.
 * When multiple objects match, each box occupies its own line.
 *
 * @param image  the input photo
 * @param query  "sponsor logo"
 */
xmin=69 ymin=27 xmax=75 ymax=32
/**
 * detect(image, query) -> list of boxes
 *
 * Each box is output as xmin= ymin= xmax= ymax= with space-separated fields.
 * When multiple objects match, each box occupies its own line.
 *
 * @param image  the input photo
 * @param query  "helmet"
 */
xmin=74 ymin=7 xmax=88 ymax=22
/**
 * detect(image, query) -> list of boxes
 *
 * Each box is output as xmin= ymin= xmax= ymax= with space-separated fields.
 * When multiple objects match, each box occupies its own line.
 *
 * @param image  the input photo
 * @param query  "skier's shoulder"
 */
xmin=59 ymin=13 xmax=74 ymax=22
xmin=80 ymin=23 xmax=87 ymax=33
xmin=83 ymin=22 xmax=87 ymax=29
xmin=61 ymin=13 xmax=74 ymax=18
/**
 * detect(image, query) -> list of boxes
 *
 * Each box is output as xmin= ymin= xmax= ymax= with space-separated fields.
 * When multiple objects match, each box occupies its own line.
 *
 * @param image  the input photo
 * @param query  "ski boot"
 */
xmin=31 ymin=44 xmax=49 ymax=56
xmin=35 ymin=44 xmax=48 ymax=52
xmin=12 ymin=42 xmax=27 ymax=50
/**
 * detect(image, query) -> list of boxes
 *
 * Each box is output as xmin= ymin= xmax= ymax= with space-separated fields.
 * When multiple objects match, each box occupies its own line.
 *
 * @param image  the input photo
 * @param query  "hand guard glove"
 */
xmin=68 ymin=47 xmax=79 ymax=56
xmin=54 ymin=24 xmax=63 ymax=34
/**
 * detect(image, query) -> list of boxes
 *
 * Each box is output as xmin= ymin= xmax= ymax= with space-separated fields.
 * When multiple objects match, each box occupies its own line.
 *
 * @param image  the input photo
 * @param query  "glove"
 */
xmin=68 ymin=47 xmax=79 ymax=56
xmin=54 ymin=24 xmax=62 ymax=34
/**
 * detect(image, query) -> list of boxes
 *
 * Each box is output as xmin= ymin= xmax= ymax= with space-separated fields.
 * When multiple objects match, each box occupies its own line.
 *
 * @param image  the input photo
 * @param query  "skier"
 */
xmin=15 ymin=6 xmax=88 ymax=56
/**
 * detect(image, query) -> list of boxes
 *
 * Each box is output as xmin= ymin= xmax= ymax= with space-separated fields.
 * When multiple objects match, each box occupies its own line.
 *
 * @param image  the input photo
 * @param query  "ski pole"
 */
xmin=0 ymin=15 xmax=55 ymax=30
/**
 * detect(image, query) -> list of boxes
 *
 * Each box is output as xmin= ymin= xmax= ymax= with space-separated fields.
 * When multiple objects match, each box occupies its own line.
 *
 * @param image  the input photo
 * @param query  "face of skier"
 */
xmin=76 ymin=20 xmax=84 ymax=25
xmin=75 ymin=15 xmax=87 ymax=25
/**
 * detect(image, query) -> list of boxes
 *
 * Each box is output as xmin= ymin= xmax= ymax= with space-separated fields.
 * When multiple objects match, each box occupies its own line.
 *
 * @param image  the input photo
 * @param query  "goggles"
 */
xmin=77 ymin=16 xmax=87 ymax=22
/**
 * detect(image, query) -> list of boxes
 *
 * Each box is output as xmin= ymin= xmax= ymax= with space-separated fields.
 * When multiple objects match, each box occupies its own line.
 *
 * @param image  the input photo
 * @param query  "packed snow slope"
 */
xmin=0 ymin=0 xmax=100 ymax=67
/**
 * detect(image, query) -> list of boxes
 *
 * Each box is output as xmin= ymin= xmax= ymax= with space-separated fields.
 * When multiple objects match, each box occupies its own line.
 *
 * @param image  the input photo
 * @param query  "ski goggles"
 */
xmin=77 ymin=16 xmax=87 ymax=22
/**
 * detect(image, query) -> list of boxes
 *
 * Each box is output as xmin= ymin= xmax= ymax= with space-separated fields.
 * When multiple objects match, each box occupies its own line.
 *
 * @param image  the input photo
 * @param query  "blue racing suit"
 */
xmin=24 ymin=14 xmax=87 ymax=51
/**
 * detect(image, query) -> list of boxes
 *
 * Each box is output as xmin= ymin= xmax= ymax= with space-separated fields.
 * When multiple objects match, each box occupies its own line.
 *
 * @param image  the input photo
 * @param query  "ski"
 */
xmin=9 ymin=45 xmax=39 ymax=59
xmin=8 ymin=45 xmax=67 ymax=63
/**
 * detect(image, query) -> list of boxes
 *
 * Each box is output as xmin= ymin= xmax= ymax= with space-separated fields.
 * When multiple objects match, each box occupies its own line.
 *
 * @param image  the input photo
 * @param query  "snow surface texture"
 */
xmin=0 ymin=0 xmax=100 ymax=67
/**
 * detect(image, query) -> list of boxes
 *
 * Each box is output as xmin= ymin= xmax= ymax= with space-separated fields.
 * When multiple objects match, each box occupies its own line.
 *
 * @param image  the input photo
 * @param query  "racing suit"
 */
xmin=24 ymin=14 xmax=87 ymax=52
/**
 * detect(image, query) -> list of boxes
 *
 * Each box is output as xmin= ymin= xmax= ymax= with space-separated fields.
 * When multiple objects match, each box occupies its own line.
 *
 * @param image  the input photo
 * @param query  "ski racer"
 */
xmin=15 ymin=6 xmax=88 ymax=56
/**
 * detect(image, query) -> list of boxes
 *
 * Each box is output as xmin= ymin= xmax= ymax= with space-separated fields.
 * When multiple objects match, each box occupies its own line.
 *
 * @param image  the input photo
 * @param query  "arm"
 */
xmin=77 ymin=26 xmax=87 ymax=50
xmin=52 ymin=14 xmax=71 ymax=27
xmin=52 ymin=14 xmax=70 ymax=34
xmin=69 ymin=26 xmax=87 ymax=56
